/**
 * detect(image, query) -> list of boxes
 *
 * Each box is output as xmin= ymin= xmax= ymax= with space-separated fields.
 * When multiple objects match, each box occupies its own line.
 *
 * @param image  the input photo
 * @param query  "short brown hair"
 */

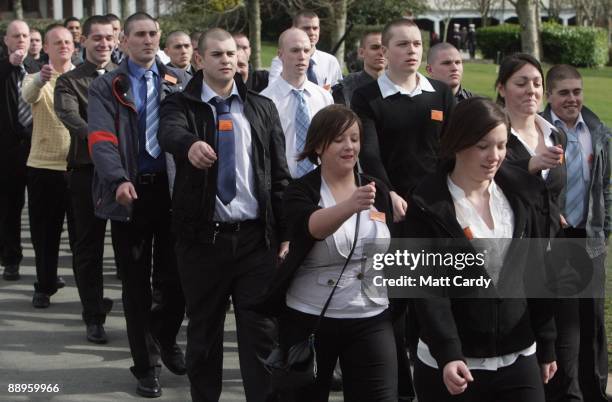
xmin=292 ymin=10 xmax=318 ymax=27
xmin=359 ymin=30 xmax=381 ymax=48
xmin=439 ymin=97 xmax=509 ymax=160
xmin=299 ymin=105 xmax=363 ymax=165
xmin=123 ymin=12 xmax=156 ymax=35
xmin=198 ymin=27 xmax=234 ymax=54
xmin=545 ymin=64 xmax=582 ymax=93
xmin=381 ymin=18 xmax=417 ymax=47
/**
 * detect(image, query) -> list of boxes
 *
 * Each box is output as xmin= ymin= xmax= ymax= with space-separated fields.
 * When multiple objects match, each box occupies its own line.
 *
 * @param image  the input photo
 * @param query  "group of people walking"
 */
xmin=0 ymin=8 xmax=609 ymax=402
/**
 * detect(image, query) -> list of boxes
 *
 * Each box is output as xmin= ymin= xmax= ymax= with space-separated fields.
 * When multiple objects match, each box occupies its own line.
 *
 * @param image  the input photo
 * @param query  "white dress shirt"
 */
xmin=418 ymin=177 xmax=537 ymax=371
xmin=201 ymin=80 xmax=259 ymax=222
xmin=377 ymin=71 xmax=435 ymax=99
xmin=269 ymin=49 xmax=343 ymax=89
xmin=260 ymin=77 xmax=333 ymax=178
xmin=510 ymin=114 xmax=557 ymax=179
xmin=550 ymin=110 xmax=592 ymax=181
xmin=286 ymin=177 xmax=390 ymax=318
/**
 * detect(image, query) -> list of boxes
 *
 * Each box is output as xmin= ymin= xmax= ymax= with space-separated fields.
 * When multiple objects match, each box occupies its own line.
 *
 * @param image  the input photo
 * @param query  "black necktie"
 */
xmin=17 ymin=65 xmax=32 ymax=129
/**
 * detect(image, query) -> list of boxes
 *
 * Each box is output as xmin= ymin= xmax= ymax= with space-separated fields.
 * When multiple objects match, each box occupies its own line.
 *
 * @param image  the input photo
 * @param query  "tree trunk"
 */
xmin=329 ymin=0 xmax=347 ymax=71
xmin=516 ymin=0 xmax=541 ymax=59
xmin=136 ymin=0 xmax=146 ymax=12
xmin=120 ymin=0 xmax=128 ymax=18
xmin=247 ymin=0 xmax=262 ymax=69
xmin=13 ymin=0 xmax=23 ymax=19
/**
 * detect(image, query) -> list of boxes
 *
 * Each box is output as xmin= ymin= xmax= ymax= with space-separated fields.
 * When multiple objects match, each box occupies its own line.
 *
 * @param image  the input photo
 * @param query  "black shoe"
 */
xmin=102 ymin=297 xmax=113 ymax=314
xmin=56 ymin=276 xmax=66 ymax=289
xmin=32 ymin=292 xmax=50 ymax=308
xmin=86 ymin=324 xmax=108 ymax=344
xmin=2 ymin=265 xmax=20 ymax=281
xmin=160 ymin=343 xmax=186 ymax=375
xmin=136 ymin=374 xmax=161 ymax=398
xmin=330 ymin=363 xmax=343 ymax=391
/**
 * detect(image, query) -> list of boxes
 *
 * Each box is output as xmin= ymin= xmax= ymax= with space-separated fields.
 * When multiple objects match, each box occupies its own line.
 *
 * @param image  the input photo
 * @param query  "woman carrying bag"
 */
xmin=255 ymin=104 xmax=399 ymax=401
xmin=404 ymin=97 xmax=557 ymax=402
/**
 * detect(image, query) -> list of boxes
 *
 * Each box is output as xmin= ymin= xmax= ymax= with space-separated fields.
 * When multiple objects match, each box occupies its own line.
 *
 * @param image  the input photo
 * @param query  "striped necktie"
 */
xmin=563 ymin=127 xmax=587 ymax=227
xmin=210 ymin=96 xmax=236 ymax=205
xmin=306 ymin=58 xmax=318 ymax=85
xmin=144 ymin=70 xmax=161 ymax=158
xmin=292 ymin=89 xmax=314 ymax=177
xmin=17 ymin=65 xmax=32 ymax=129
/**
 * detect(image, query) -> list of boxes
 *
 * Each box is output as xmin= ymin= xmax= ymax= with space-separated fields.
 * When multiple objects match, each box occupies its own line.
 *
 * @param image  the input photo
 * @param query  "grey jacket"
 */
xmin=542 ymin=105 xmax=611 ymax=257
xmin=87 ymin=58 xmax=189 ymax=221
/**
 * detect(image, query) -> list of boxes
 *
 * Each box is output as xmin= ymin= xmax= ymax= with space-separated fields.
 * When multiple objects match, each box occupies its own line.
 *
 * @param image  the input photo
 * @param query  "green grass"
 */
xmin=261 ymin=40 xmax=612 ymax=126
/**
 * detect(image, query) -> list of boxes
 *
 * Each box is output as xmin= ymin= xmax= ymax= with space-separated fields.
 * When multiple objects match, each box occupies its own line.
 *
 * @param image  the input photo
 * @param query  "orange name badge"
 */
xmin=163 ymin=74 xmax=177 ymax=84
xmin=218 ymin=120 xmax=233 ymax=131
xmin=463 ymin=226 xmax=474 ymax=240
xmin=588 ymin=153 xmax=594 ymax=165
xmin=431 ymin=109 xmax=444 ymax=121
xmin=370 ymin=211 xmax=386 ymax=223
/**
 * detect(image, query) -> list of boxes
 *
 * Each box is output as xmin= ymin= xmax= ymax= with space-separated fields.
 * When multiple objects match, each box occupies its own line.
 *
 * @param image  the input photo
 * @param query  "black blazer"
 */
xmin=158 ymin=70 xmax=291 ymax=247
xmin=506 ymin=124 xmax=567 ymax=238
xmin=252 ymin=167 xmax=396 ymax=317
xmin=351 ymin=77 xmax=455 ymax=198
xmin=403 ymin=161 xmax=556 ymax=368
xmin=0 ymin=56 xmax=40 ymax=153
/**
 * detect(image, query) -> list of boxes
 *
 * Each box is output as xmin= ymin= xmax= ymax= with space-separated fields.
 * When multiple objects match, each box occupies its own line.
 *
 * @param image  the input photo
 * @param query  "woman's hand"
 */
xmin=541 ymin=361 xmax=557 ymax=384
xmin=347 ymin=182 xmax=376 ymax=213
xmin=528 ymin=145 xmax=564 ymax=173
xmin=443 ymin=360 xmax=473 ymax=395
xmin=390 ymin=191 xmax=407 ymax=222
xmin=559 ymin=214 xmax=568 ymax=228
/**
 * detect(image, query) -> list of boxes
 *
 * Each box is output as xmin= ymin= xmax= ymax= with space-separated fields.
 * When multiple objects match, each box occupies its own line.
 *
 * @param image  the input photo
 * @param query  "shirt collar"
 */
xmin=510 ymin=114 xmax=557 ymax=140
xmin=550 ymin=109 xmax=586 ymax=132
xmin=127 ymin=58 xmax=159 ymax=80
xmin=277 ymin=76 xmax=315 ymax=97
xmin=201 ymin=79 xmax=240 ymax=103
xmin=377 ymin=71 xmax=435 ymax=98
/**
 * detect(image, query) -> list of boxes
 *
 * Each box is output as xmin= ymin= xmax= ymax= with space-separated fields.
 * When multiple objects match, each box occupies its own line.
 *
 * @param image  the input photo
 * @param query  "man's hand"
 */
xmin=443 ymin=360 xmax=474 ymax=395
xmin=40 ymin=64 xmax=54 ymax=83
xmin=390 ymin=191 xmax=407 ymax=222
xmin=277 ymin=241 xmax=290 ymax=264
xmin=541 ymin=361 xmax=557 ymax=384
xmin=115 ymin=181 xmax=138 ymax=206
xmin=9 ymin=49 xmax=26 ymax=66
xmin=188 ymin=141 xmax=217 ymax=169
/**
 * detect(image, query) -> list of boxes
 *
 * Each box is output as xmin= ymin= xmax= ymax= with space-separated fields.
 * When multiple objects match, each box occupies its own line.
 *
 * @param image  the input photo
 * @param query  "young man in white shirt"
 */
xmin=269 ymin=10 xmax=342 ymax=90
xmin=261 ymin=28 xmax=333 ymax=178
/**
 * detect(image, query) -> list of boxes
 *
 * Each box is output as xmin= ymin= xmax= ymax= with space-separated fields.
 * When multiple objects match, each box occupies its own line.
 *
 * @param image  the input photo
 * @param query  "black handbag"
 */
xmin=265 ymin=201 xmax=362 ymax=392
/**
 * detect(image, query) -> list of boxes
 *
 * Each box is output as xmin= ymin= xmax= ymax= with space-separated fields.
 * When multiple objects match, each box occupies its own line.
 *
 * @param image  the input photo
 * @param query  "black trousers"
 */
xmin=66 ymin=166 xmax=108 ymax=325
xmin=546 ymin=229 xmax=608 ymax=402
xmin=414 ymin=354 xmax=545 ymax=402
xmin=110 ymin=178 xmax=185 ymax=379
xmin=175 ymin=224 xmax=276 ymax=402
xmin=27 ymin=167 xmax=68 ymax=295
xmin=279 ymin=308 xmax=398 ymax=402
xmin=0 ymin=141 xmax=29 ymax=267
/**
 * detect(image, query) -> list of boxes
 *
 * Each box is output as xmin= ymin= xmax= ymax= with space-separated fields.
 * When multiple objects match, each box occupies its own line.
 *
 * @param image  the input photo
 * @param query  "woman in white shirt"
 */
xmin=404 ymin=97 xmax=557 ymax=402
xmin=256 ymin=105 xmax=399 ymax=401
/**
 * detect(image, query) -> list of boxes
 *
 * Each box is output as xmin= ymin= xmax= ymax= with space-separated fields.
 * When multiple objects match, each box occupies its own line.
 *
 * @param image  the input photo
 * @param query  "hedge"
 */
xmin=476 ymin=23 xmax=609 ymax=67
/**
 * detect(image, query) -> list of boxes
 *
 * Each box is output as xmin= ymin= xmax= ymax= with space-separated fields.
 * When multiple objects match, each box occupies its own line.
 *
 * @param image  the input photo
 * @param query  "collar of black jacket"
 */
xmin=409 ymin=160 xmax=539 ymax=238
xmin=181 ymin=69 xmax=249 ymax=103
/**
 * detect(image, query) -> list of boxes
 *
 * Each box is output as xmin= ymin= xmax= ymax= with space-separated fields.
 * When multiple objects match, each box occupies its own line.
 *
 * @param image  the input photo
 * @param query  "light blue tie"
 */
xmin=563 ymin=127 xmax=586 ymax=227
xmin=292 ymin=89 xmax=314 ymax=177
xmin=144 ymin=70 xmax=161 ymax=158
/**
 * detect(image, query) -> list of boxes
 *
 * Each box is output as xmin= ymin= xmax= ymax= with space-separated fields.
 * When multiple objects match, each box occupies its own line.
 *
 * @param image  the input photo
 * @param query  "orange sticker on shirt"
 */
xmin=431 ymin=110 xmax=443 ymax=121
xmin=164 ymin=74 xmax=177 ymax=84
xmin=218 ymin=120 xmax=233 ymax=131
xmin=370 ymin=211 xmax=386 ymax=223
xmin=463 ymin=226 xmax=474 ymax=240
xmin=588 ymin=154 xmax=594 ymax=165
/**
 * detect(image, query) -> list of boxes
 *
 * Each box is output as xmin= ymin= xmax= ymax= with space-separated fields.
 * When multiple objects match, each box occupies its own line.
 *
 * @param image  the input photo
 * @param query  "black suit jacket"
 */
xmin=55 ymin=60 xmax=118 ymax=168
xmin=246 ymin=64 xmax=269 ymax=93
xmin=158 ymin=71 xmax=291 ymax=247
xmin=0 ymin=56 xmax=40 ymax=153
xmin=351 ymin=77 xmax=455 ymax=198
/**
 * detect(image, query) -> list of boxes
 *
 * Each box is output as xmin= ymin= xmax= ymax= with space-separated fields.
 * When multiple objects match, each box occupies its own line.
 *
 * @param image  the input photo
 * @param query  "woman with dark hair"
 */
xmin=495 ymin=53 xmax=566 ymax=238
xmin=256 ymin=104 xmax=399 ymax=401
xmin=405 ymin=97 xmax=557 ymax=402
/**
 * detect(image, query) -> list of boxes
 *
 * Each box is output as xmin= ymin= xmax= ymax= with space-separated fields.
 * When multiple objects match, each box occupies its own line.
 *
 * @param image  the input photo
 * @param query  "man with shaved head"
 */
xmin=158 ymin=27 xmax=290 ymax=401
xmin=261 ymin=27 xmax=333 ymax=178
xmin=426 ymin=42 xmax=473 ymax=102
xmin=232 ymin=32 xmax=269 ymax=92
xmin=0 ymin=20 xmax=40 ymax=282
xmin=164 ymin=30 xmax=195 ymax=77
xmin=269 ymin=10 xmax=342 ymax=89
